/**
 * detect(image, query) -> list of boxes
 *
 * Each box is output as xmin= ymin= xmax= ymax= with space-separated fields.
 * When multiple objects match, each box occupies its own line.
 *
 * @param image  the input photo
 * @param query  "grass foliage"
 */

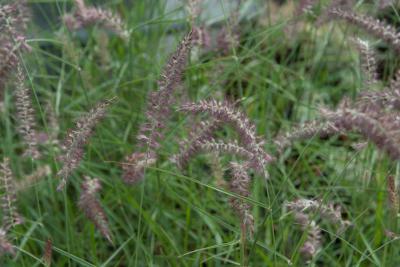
xmin=1 ymin=0 xmax=400 ymax=266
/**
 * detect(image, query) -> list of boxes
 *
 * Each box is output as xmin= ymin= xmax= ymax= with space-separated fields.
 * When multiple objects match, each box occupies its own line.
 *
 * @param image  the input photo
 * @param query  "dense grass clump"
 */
xmin=1 ymin=0 xmax=400 ymax=266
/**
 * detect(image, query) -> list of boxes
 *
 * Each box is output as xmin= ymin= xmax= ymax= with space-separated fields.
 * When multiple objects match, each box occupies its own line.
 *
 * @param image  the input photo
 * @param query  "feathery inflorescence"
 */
xmin=292 ymin=211 xmax=321 ymax=261
xmin=328 ymin=8 xmax=400 ymax=52
xmin=122 ymin=30 xmax=193 ymax=184
xmin=387 ymin=175 xmax=399 ymax=214
xmin=356 ymin=87 xmax=400 ymax=113
xmin=229 ymin=162 xmax=254 ymax=236
xmin=137 ymin=30 xmax=193 ymax=152
xmin=57 ymin=98 xmax=113 ymax=191
xmin=216 ymin=0 xmax=241 ymax=55
xmin=320 ymin=107 xmax=400 ymax=161
xmin=0 ymin=228 xmax=14 ymax=256
xmin=122 ymin=152 xmax=156 ymax=185
xmin=14 ymin=65 xmax=40 ymax=159
xmin=0 ymin=158 xmax=22 ymax=232
xmin=352 ymin=38 xmax=378 ymax=87
xmin=63 ymin=0 xmax=128 ymax=39
xmin=286 ymin=198 xmax=350 ymax=230
xmin=186 ymin=0 xmax=203 ymax=25
xmin=179 ymin=99 xmax=273 ymax=175
xmin=42 ymin=238 xmax=52 ymax=267
xmin=45 ymin=101 xmax=60 ymax=145
xmin=286 ymin=198 xmax=350 ymax=260
xmin=79 ymin=176 xmax=112 ymax=243
xmin=191 ymin=139 xmax=266 ymax=173
xmin=274 ymin=120 xmax=342 ymax=153
xmin=0 ymin=0 xmax=30 ymax=92
xmin=295 ymin=0 xmax=317 ymax=16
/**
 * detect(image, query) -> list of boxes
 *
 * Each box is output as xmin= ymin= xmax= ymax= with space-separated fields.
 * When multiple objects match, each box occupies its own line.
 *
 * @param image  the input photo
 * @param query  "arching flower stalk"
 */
xmin=320 ymin=107 xmax=400 ymax=161
xmin=356 ymin=88 xmax=400 ymax=113
xmin=123 ymin=30 xmax=193 ymax=184
xmin=57 ymin=98 xmax=113 ymax=191
xmin=328 ymin=8 xmax=400 ymax=52
xmin=274 ymin=120 xmax=342 ymax=153
xmin=14 ymin=65 xmax=40 ymax=159
xmin=191 ymin=139 xmax=267 ymax=174
xmin=179 ymin=99 xmax=274 ymax=176
xmin=63 ymin=0 xmax=128 ymax=39
xmin=79 ymin=176 xmax=112 ymax=243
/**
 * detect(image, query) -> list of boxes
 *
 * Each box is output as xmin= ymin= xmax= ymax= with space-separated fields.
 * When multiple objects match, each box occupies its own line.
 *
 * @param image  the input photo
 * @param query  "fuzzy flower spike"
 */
xmin=14 ymin=64 xmax=41 ymax=159
xmin=0 ymin=158 xmax=23 ymax=232
xmin=63 ymin=0 xmax=128 ymax=39
xmin=122 ymin=30 xmax=193 ymax=184
xmin=57 ymin=98 xmax=114 ymax=190
xmin=328 ymin=8 xmax=400 ymax=53
xmin=179 ymin=99 xmax=273 ymax=176
xmin=0 ymin=0 xmax=31 ymax=92
xmin=229 ymin=162 xmax=254 ymax=236
xmin=79 ymin=176 xmax=112 ymax=243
